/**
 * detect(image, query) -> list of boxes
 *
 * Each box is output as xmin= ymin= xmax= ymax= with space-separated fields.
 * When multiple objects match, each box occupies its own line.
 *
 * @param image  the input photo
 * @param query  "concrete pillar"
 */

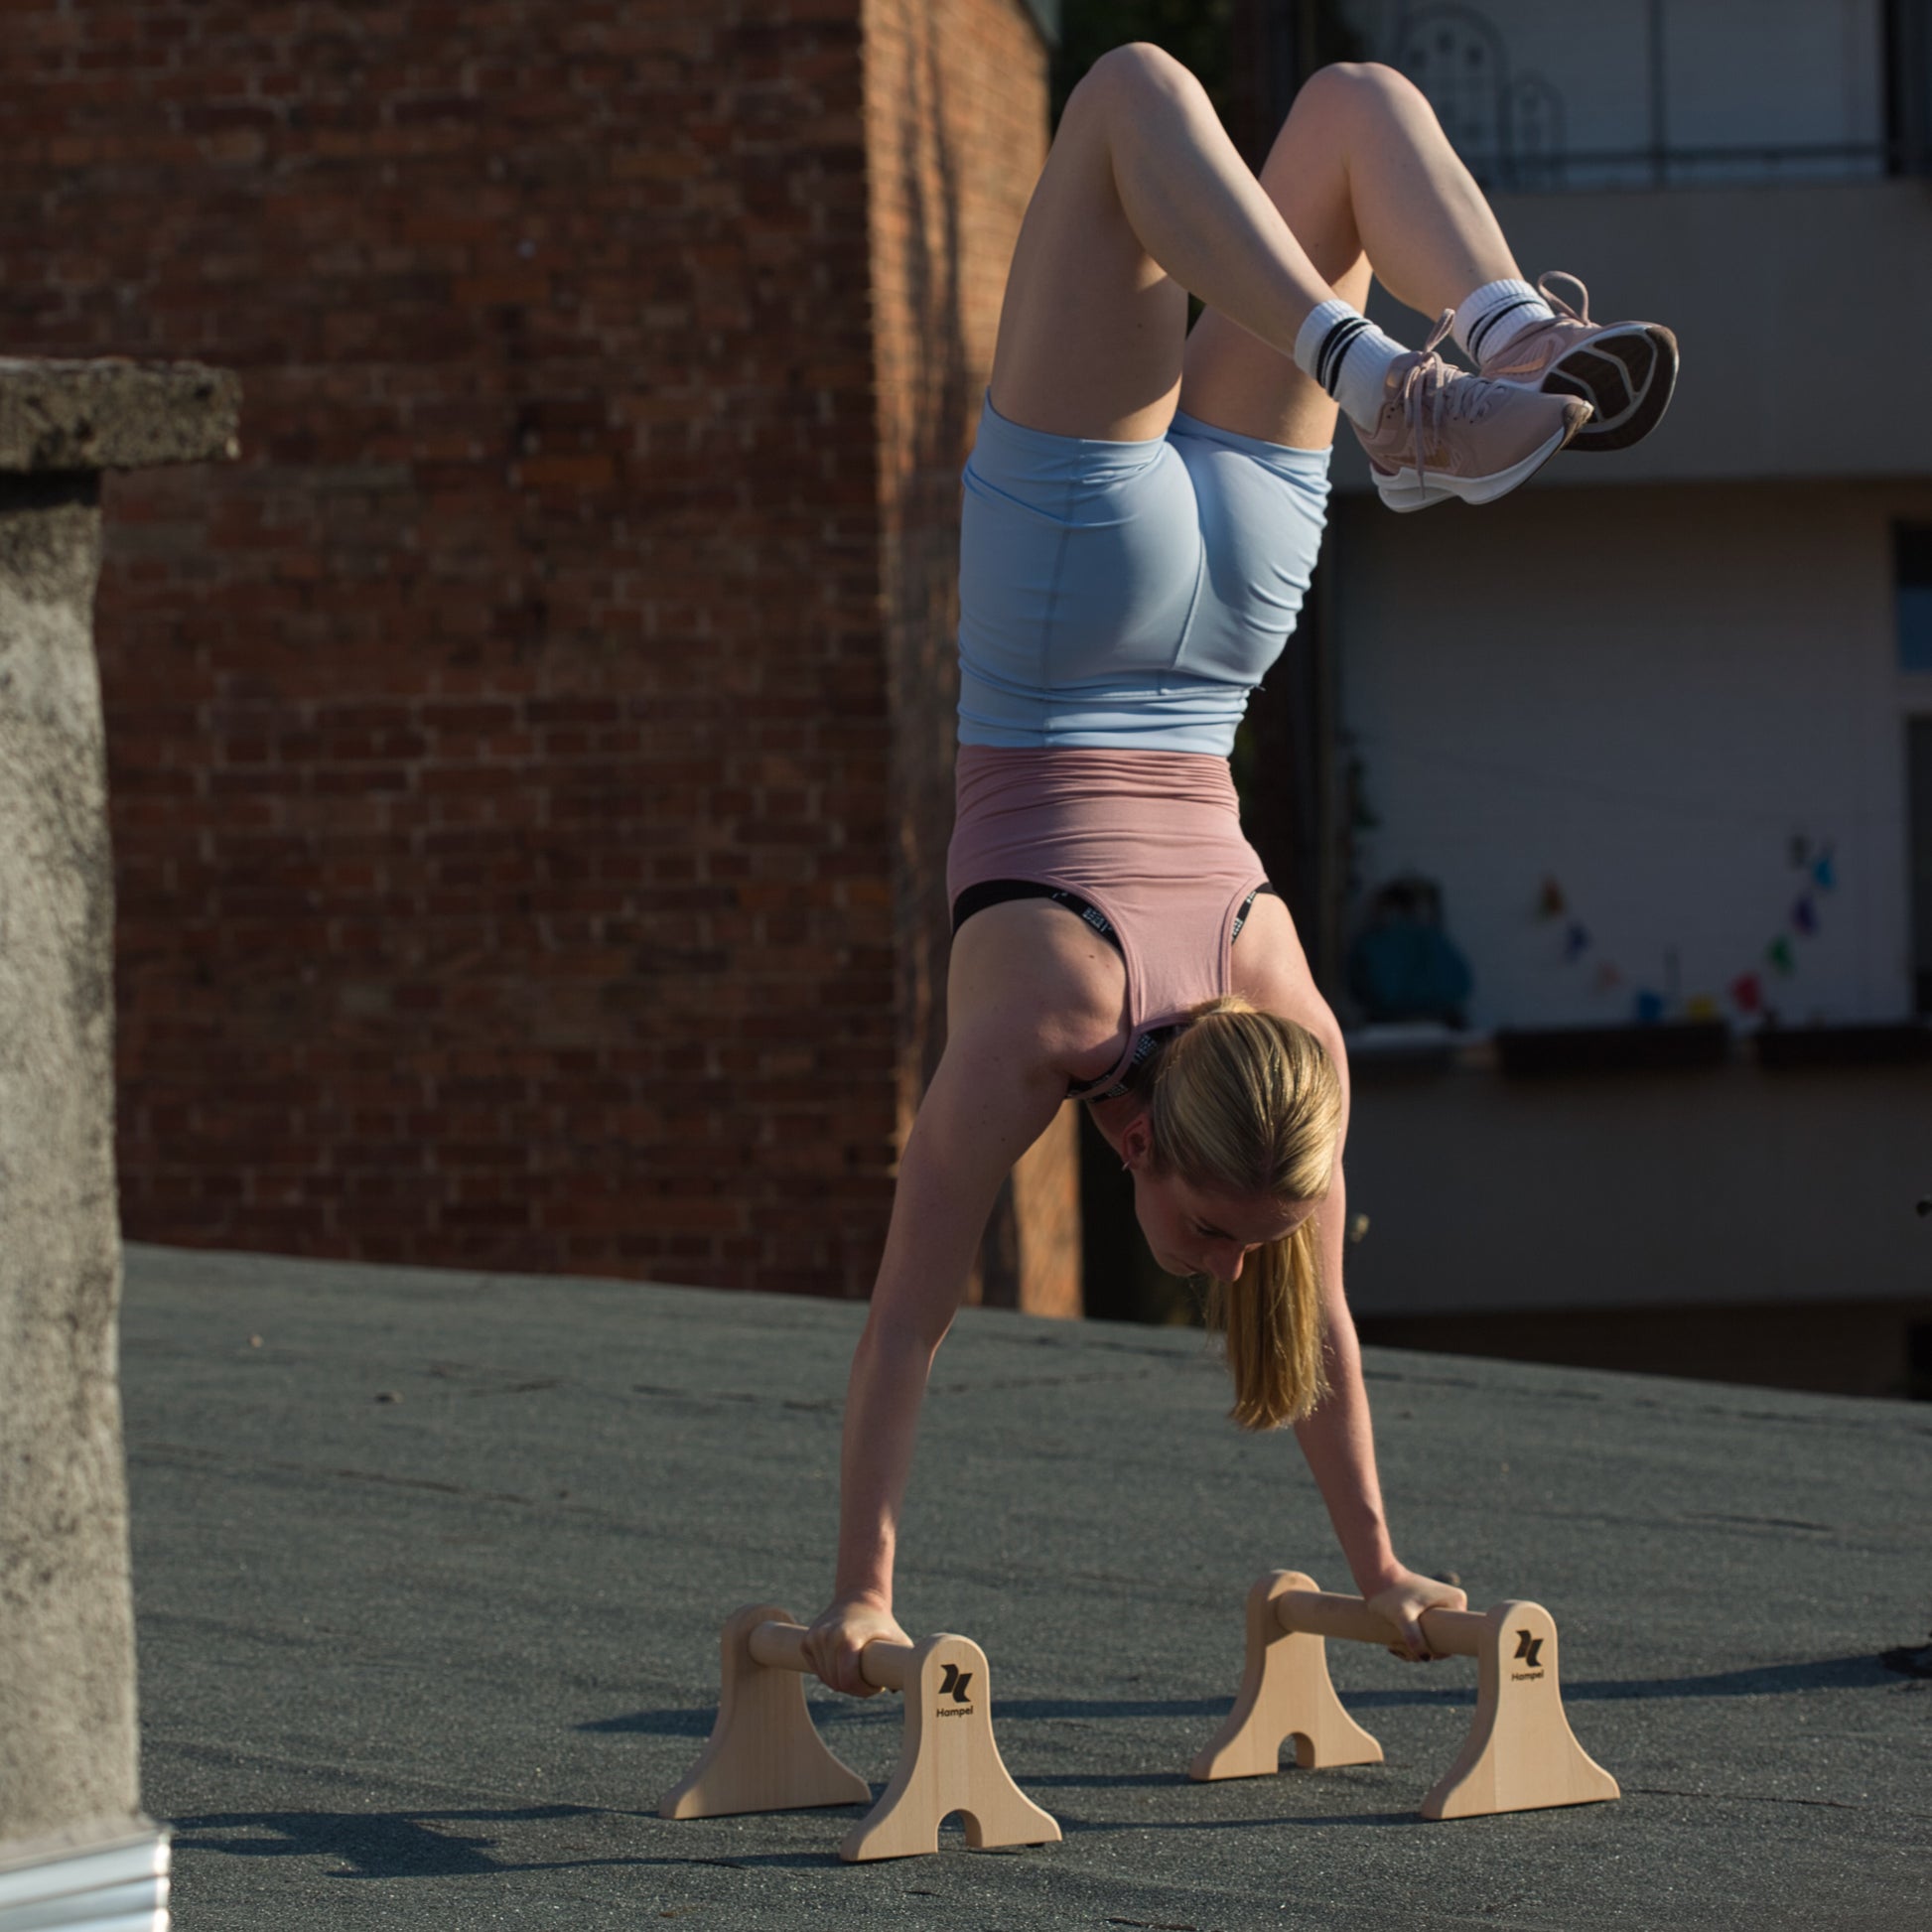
xmin=0 ymin=359 xmax=236 ymax=1922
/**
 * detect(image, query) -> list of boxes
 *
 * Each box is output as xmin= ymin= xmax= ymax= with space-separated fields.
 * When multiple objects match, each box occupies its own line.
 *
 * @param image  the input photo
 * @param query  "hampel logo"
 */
xmin=1512 ymin=1629 xmax=1545 ymax=1677
xmin=935 ymin=1663 xmax=976 ymax=1715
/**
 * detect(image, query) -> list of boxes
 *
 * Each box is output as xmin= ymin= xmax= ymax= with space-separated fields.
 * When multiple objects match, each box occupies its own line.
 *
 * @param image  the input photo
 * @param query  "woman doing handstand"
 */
xmin=801 ymin=50 xmax=1677 ymax=1687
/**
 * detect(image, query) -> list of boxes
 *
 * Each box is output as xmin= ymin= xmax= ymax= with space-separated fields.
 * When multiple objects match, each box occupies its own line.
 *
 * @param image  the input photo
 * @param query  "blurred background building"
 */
xmin=6 ymin=0 xmax=1926 ymax=1392
xmin=1249 ymin=0 xmax=1932 ymax=1396
xmin=1062 ymin=1 xmax=1932 ymax=1399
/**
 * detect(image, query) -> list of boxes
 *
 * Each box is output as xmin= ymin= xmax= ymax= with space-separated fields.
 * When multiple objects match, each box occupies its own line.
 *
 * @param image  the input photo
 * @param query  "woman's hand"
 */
xmin=801 ymin=1595 xmax=911 ymax=1698
xmin=1364 ymin=1567 xmax=1468 ymax=1662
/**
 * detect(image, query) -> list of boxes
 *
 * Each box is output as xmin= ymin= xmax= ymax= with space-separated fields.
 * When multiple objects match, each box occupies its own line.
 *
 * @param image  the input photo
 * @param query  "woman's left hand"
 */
xmin=1364 ymin=1567 xmax=1468 ymax=1662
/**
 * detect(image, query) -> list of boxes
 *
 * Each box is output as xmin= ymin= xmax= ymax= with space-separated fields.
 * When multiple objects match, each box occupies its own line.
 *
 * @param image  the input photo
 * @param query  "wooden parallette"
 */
xmin=659 ymin=1602 xmax=1061 ymax=1862
xmin=1191 ymin=1570 xmax=1620 ymax=1820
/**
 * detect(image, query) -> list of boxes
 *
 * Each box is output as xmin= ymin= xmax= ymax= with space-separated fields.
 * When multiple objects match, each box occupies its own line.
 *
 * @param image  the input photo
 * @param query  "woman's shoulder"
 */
xmin=1228 ymin=892 xmax=1344 ymax=1048
xmin=947 ymin=897 xmax=1131 ymax=1085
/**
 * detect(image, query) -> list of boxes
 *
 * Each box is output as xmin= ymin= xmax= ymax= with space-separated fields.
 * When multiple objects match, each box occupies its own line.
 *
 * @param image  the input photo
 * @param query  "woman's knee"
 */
xmin=1291 ymin=59 xmax=1429 ymax=130
xmin=1067 ymin=41 xmax=1207 ymax=125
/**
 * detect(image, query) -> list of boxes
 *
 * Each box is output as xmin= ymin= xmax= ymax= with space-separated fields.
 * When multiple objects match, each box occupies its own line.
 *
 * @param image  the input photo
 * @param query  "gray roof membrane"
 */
xmin=122 ymin=1243 xmax=1932 ymax=1930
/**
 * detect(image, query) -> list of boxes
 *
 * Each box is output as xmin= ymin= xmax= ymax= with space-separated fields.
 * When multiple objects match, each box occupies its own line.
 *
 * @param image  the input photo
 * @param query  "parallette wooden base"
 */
xmin=659 ymin=1602 xmax=1060 ymax=1862
xmin=1192 ymin=1571 xmax=1619 ymax=1821
xmin=1190 ymin=1572 xmax=1384 ymax=1782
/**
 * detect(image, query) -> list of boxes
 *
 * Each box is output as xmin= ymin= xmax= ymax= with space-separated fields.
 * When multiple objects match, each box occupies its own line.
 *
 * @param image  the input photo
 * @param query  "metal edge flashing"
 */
xmin=0 ymin=1827 xmax=169 ymax=1932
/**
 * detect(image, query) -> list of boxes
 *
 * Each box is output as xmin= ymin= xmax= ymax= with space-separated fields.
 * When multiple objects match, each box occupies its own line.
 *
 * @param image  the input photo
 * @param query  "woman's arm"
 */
xmin=827 ymin=1039 xmax=1064 ymax=1604
xmin=1293 ymin=1159 xmax=1468 ymax=1656
xmin=1229 ymin=900 xmax=1464 ymax=1653
xmin=803 ymin=914 xmax=1093 ymax=1693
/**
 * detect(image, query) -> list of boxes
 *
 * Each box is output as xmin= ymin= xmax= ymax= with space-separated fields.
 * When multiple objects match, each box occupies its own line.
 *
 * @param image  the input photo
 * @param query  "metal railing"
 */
xmin=1475 ymin=140 xmax=1897 ymax=194
xmin=1267 ymin=0 xmax=1932 ymax=192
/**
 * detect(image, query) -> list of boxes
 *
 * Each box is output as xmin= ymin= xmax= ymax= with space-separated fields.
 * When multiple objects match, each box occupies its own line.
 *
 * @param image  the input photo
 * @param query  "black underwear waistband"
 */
xmin=950 ymin=878 xmax=1278 ymax=948
xmin=952 ymin=879 xmax=1123 ymax=950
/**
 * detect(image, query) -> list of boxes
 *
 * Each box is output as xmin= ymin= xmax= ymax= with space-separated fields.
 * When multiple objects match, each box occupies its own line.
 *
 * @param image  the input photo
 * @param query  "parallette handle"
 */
xmin=748 ymin=1617 xmax=915 ymax=1693
xmin=1277 ymin=1587 xmax=1487 ymax=1658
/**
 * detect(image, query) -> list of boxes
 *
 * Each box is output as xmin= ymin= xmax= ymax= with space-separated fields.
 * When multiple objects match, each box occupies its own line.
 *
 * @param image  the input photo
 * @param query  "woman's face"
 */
xmin=1121 ymin=1119 xmax=1317 ymax=1281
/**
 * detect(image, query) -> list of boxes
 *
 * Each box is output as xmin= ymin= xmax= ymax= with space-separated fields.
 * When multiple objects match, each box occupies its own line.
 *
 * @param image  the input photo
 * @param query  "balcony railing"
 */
xmin=1478 ymin=141 xmax=1896 ymax=195
xmin=1277 ymin=0 xmax=1932 ymax=193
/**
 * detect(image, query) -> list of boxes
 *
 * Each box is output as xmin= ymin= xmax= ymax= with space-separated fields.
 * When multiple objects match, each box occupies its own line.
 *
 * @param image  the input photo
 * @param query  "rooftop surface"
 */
xmin=122 ymin=1242 xmax=1931 ymax=1930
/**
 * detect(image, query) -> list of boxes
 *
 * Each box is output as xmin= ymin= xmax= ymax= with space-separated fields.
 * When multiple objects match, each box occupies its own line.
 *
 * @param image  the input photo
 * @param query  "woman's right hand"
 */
xmin=801 ymin=1595 xmax=910 ymax=1698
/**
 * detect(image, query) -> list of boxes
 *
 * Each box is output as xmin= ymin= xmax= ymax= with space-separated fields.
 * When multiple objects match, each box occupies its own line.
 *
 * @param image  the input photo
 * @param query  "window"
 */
xmin=1911 ymin=717 xmax=1932 ymax=1016
xmin=1337 ymin=0 xmax=1893 ymax=190
xmin=1901 ymin=528 xmax=1932 ymax=1014
xmin=1898 ymin=526 xmax=1932 ymax=675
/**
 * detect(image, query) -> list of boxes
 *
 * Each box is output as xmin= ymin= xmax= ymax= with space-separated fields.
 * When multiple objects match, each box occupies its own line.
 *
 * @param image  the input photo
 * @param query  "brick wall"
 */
xmin=2 ymin=1 xmax=1071 ymax=1307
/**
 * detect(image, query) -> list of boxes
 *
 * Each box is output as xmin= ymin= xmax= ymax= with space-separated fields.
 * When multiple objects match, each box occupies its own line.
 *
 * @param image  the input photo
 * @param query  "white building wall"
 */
xmin=1663 ymin=0 xmax=1884 ymax=161
xmin=1304 ymin=4 xmax=1931 ymax=1336
xmin=1331 ymin=481 xmax=1932 ymax=1032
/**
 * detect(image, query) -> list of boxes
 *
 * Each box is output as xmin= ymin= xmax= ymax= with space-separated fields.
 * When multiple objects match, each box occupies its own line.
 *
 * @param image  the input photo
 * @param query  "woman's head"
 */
xmin=1119 ymin=996 xmax=1345 ymax=1430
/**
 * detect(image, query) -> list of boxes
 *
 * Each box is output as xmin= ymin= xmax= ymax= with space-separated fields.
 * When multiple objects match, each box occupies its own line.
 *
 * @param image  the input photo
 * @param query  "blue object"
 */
xmin=1347 ymin=923 xmax=1473 ymax=1023
xmin=1898 ymin=584 xmax=1932 ymax=675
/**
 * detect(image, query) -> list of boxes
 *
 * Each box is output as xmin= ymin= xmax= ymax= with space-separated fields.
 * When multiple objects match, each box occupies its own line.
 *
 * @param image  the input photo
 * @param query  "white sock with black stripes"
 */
xmin=1453 ymin=278 xmax=1556 ymax=365
xmin=1293 ymin=299 xmax=1408 ymax=433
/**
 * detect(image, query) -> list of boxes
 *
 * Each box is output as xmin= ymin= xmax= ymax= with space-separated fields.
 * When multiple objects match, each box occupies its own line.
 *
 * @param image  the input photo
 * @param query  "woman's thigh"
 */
xmin=988 ymin=51 xmax=1192 ymax=444
xmin=959 ymin=402 xmax=1204 ymax=722
xmin=1178 ymin=75 xmax=1374 ymax=451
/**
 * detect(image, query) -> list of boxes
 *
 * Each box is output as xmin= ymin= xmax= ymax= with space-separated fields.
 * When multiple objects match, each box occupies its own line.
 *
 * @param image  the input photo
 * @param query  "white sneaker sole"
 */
xmin=1372 ymin=418 xmax=1580 ymax=514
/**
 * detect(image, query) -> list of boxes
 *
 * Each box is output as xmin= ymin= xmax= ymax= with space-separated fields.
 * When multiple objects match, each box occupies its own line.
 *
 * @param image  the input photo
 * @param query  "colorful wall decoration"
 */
xmin=1534 ymin=837 xmax=1839 ymax=1026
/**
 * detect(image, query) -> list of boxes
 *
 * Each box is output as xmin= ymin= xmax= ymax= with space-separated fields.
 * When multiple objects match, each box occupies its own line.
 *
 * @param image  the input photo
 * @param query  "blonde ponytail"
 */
xmin=1144 ymin=995 xmax=1343 ymax=1430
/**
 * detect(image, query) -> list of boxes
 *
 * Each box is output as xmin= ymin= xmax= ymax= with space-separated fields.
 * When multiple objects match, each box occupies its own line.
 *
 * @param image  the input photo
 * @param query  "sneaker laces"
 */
xmin=1399 ymin=309 xmax=1497 ymax=494
xmin=1536 ymin=270 xmax=1591 ymax=326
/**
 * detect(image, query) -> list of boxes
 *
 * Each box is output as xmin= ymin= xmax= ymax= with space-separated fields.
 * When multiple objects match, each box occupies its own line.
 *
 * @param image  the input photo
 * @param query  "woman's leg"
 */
xmin=989 ymin=42 xmax=1344 ymax=443
xmin=992 ymin=47 xmax=1596 ymax=501
xmin=1179 ymin=62 xmax=1522 ymax=450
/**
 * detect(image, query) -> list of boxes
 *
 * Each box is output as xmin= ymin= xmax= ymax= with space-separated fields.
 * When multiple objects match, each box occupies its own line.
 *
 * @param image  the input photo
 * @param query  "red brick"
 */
xmin=19 ymin=0 xmax=1063 ymax=1308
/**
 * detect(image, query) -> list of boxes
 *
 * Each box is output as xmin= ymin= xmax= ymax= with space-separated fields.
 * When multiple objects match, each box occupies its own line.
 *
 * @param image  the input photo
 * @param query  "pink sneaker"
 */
xmin=1354 ymin=312 xmax=1590 ymax=513
xmin=1478 ymin=272 xmax=1678 ymax=453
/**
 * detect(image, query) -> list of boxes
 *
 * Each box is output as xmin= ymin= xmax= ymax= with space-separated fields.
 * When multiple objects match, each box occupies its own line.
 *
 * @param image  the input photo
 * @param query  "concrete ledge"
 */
xmin=0 ymin=358 xmax=239 ymax=474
